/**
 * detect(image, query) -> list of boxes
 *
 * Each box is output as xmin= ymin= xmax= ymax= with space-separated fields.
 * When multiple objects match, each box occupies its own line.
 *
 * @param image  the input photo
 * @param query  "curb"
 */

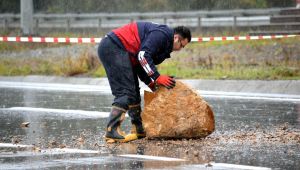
xmin=1 ymin=76 xmax=300 ymax=95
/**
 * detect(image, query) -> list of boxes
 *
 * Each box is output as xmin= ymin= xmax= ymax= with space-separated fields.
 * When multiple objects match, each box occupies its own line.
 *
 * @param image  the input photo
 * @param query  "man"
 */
xmin=98 ymin=21 xmax=191 ymax=143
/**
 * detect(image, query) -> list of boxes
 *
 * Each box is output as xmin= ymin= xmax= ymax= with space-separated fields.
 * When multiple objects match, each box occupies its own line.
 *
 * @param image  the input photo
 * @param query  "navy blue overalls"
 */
xmin=97 ymin=22 xmax=174 ymax=110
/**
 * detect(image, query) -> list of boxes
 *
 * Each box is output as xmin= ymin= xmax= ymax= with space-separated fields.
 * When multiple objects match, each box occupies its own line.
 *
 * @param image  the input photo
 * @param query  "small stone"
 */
xmin=59 ymin=144 xmax=66 ymax=149
xmin=20 ymin=122 xmax=30 ymax=128
xmin=32 ymin=146 xmax=41 ymax=152
xmin=206 ymin=163 xmax=213 ymax=167
xmin=281 ymin=124 xmax=288 ymax=131
xmin=185 ymin=150 xmax=189 ymax=154
xmin=11 ymin=136 xmax=21 ymax=144
xmin=193 ymin=151 xmax=199 ymax=157
xmin=49 ymin=140 xmax=58 ymax=147
xmin=77 ymin=137 xmax=85 ymax=144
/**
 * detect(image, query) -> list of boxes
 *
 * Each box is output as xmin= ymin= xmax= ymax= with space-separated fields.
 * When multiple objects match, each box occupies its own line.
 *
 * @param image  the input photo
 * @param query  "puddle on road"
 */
xmin=0 ymin=88 xmax=300 ymax=169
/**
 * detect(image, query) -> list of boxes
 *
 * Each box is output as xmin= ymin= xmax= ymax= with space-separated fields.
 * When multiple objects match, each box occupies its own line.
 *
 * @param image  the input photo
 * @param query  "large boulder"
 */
xmin=142 ymin=81 xmax=215 ymax=139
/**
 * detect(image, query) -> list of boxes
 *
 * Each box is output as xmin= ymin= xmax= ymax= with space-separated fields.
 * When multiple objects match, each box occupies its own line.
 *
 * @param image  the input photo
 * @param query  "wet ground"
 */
xmin=0 ymin=81 xmax=300 ymax=169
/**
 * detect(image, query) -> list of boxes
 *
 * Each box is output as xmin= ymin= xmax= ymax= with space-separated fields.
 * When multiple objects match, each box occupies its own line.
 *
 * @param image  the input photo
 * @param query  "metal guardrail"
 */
xmin=0 ymin=8 xmax=294 ymax=31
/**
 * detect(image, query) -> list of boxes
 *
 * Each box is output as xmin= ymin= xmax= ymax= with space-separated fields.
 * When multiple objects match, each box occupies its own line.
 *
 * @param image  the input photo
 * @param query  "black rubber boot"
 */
xmin=105 ymin=106 xmax=127 ymax=143
xmin=127 ymin=104 xmax=146 ymax=139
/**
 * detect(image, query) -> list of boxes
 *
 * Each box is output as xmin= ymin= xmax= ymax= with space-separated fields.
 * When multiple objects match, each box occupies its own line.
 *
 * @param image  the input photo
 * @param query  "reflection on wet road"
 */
xmin=0 ymin=83 xmax=299 ymax=169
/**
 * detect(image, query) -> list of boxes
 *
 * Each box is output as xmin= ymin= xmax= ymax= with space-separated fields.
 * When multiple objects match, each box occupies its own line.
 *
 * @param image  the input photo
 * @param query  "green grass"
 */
xmin=158 ymin=36 xmax=300 ymax=80
xmin=158 ymin=64 xmax=300 ymax=80
xmin=1 ymin=56 xmax=298 ymax=80
xmin=0 ymin=55 xmax=101 ymax=76
xmin=0 ymin=35 xmax=299 ymax=80
xmin=0 ymin=42 xmax=68 ymax=53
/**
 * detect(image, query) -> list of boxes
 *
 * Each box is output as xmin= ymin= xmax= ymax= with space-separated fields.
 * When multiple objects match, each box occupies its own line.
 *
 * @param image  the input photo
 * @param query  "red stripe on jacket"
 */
xmin=112 ymin=22 xmax=141 ymax=55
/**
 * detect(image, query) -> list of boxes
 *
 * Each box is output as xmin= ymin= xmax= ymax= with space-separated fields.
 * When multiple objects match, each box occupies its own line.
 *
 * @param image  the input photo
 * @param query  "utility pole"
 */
xmin=21 ymin=0 xmax=34 ymax=35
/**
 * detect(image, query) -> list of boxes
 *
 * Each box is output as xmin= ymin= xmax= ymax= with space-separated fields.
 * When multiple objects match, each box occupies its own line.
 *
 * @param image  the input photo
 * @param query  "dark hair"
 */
xmin=174 ymin=26 xmax=191 ymax=42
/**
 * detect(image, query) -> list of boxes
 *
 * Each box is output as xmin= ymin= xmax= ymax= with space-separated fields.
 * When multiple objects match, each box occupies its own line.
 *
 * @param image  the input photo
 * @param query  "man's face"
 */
xmin=172 ymin=34 xmax=189 ymax=51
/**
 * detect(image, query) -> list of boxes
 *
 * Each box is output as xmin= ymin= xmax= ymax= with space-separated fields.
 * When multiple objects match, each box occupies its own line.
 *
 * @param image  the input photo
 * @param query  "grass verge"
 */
xmin=0 ymin=36 xmax=299 ymax=80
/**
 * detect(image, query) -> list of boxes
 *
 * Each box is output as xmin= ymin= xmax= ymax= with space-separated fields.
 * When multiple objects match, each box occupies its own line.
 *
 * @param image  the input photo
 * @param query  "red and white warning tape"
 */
xmin=0 ymin=35 xmax=298 ymax=43
xmin=0 ymin=37 xmax=102 ymax=43
xmin=192 ymin=34 xmax=298 ymax=42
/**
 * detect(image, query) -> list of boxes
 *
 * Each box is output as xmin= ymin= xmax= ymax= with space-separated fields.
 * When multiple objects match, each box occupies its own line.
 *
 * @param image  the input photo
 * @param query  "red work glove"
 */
xmin=155 ymin=75 xmax=176 ymax=89
xmin=147 ymin=81 xmax=157 ymax=92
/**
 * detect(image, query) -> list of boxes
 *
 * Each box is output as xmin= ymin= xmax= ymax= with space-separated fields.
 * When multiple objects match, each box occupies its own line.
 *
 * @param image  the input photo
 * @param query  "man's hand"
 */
xmin=155 ymin=75 xmax=176 ymax=89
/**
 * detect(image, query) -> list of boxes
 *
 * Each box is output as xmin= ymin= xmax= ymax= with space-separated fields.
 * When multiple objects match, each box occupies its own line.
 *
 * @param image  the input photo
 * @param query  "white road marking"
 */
xmin=0 ymin=144 xmax=180 ymax=161
xmin=0 ymin=143 xmax=273 ymax=169
xmin=119 ymin=154 xmax=185 ymax=161
xmin=0 ymin=143 xmax=101 ymax=154
xmin=210 ymin=163 xmax=271 ymax=170
xmin=0 ymin=143 xmax=33 ymax=148
xmin=43 ymin=148 xmax=100 ymax=154
xmin=199 ymin=90 xmax=300 ymax=102
xmin=0 ymin=107 xmax=118 ymax=118
xmin=1 ymin=81 xmax=300 ymax=101
xmin=0 ymin=81 xmax=111 ymax=93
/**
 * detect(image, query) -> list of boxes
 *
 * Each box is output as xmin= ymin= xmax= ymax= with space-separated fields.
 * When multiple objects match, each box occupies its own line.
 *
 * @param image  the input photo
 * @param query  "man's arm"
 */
xmin=138 ymin=30 xmax=175 ymax=89
xmin=138 ymin=30 xmax=166 ymax=81
xmin=136 ymin=65 xmax=152 ymax=85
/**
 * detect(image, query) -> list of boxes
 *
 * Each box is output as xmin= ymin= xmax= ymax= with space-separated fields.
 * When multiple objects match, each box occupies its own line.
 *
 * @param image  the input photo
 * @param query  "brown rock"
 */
xmin=142 ymin=81 xmax=215 ymax=139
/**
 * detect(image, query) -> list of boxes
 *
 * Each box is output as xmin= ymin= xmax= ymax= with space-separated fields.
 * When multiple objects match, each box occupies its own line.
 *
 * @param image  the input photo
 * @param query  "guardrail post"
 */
xmin=197 ymin=17 xmax=202 ymax=30
xmin=21 ymin=0 xmax=34 ymax=35
xmin=164 ymin=18 xmax=167 ymax=25
xmin=233 ymin=16 xmax=237 ymax=30
xmin=66 ymin=18 xmax=70 ymax=32
xmin=4 ymin=18 xmax=9 ymax=31
xmin=34 ymin=18 xmax=39 ymax=35
xmin=98 ymin=18 xmax=102 ymax=32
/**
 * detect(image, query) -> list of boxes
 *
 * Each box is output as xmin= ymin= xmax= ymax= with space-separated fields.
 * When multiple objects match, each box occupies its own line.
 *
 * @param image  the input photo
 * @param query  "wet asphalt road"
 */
xmin=0 ymin=81 xmax=299 ymax=169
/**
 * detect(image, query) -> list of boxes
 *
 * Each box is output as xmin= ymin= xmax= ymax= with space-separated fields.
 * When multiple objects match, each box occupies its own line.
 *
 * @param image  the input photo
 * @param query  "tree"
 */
xmin=266 ymin=0 xmax=295 ymax=7
xmin=0 ymin=0 xmax=296 ymax=13
xmin=0 ymin=0 xmax=20 ymax=13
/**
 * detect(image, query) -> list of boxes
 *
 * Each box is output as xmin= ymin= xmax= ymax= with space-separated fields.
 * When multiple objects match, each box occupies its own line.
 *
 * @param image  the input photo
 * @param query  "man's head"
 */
xmin=173 ymin=26 xmax=191 ymax=51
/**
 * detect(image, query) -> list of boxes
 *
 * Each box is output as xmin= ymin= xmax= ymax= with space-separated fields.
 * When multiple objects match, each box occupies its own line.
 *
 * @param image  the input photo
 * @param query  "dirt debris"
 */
xmin=3 ymin=123 xmax=299 ymax=161
xmin=129 ymin=123 xmax=300 ymax=149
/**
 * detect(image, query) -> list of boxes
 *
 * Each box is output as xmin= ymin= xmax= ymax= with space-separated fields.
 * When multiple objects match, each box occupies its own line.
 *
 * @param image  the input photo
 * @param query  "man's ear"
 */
xmin=174 ymin=34 xmax=179 ymax=41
